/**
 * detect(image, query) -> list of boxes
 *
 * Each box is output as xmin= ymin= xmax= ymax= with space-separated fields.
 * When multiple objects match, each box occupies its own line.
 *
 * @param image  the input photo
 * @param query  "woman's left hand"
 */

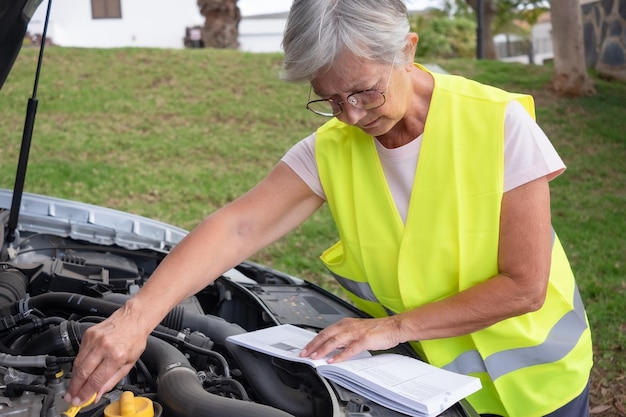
xmin=300 ymin=316 xmax=404 ymax=363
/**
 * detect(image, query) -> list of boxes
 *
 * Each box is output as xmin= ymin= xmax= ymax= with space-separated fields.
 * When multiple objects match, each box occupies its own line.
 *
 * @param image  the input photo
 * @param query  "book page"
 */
xmin=319 ymin=353 xmax=481 ymax=415
xmin=226 ymin=324 xmax=370 ymax=368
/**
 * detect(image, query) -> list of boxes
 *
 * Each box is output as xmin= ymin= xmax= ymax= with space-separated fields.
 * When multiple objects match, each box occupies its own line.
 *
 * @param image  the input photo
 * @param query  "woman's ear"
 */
xmin=404 ymin=32 xmax=419 ymax=67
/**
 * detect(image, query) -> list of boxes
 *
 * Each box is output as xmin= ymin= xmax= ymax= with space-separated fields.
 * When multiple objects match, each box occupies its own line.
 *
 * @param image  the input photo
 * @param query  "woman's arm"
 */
xmin=301 ymin=175 xmax=553 ymax=362
xmin=65 ymin=162 xmax=324 ymax=405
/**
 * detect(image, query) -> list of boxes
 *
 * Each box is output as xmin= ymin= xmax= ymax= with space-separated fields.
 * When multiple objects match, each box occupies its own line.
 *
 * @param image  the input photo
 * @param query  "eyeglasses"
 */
xmin=306 ymin=59 xmax=396 ymax=117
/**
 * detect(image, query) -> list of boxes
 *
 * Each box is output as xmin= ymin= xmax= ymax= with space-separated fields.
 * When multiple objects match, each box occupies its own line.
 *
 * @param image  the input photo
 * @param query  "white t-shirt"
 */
xmin=282 ymin=100 xmax=565 ymax=223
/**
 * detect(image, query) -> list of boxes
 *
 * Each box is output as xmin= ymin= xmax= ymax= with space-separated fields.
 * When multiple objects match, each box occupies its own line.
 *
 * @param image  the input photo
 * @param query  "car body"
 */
xmin=0 ymin=1 xmax=478 ymax=416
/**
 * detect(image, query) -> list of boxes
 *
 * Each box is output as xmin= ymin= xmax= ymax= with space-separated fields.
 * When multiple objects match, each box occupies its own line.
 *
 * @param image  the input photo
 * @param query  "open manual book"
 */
xmin=226 ymin=324 xmax=481 ymax=417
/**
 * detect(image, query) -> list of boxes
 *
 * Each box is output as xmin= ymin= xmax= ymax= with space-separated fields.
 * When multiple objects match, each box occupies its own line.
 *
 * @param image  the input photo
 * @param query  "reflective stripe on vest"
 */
xmin=442 ymin=285 xmax=587 ymax=379
xmin=328 ymin=269 xmax=397 ymax=317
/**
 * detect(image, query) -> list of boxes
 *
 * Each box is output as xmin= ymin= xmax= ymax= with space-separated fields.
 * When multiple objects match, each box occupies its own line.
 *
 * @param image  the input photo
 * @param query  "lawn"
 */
xmin=1 ymin=47 xmax=624 ymax=415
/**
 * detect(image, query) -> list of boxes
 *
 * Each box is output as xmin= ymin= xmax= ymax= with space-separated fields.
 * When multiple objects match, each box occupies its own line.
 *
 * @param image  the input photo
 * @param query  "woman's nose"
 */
xmin=337 ymin=105 xmax=367 ymax=126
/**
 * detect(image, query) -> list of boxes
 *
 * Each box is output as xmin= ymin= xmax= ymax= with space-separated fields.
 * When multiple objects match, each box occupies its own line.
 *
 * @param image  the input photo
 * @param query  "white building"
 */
xmin=28 ymin=0 xmax=285 ymax=52
xmin=494 ymin=13 xmax=554 ymax=65
xmin=238 ymin=16 xmax=286 ymax=53
xmin=530 ymin=13 xmax=553 ymax=64
xmin=29 ymin=0 xmax=204 ymax=49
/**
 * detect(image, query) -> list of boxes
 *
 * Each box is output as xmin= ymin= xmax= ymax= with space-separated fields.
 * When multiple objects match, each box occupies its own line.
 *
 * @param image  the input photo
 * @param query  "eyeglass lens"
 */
xmin=307 ymin=90 xmax=387 ymax=116
xmin=306 ymin=59 xmax=395 ymax=117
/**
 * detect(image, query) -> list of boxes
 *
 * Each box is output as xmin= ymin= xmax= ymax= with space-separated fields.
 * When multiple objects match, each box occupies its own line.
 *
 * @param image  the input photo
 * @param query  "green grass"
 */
xmin=1 ymin=48 xmax=624 ymax=399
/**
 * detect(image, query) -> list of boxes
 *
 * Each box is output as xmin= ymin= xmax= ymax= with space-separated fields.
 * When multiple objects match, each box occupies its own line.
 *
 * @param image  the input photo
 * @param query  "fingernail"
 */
xmin=299 ymin=349 xmax=307 ymax=356
xmin=63 ymin=393 xmax=70 ymax=403
xmin=72 ymin=397 xmax=81 ymax=406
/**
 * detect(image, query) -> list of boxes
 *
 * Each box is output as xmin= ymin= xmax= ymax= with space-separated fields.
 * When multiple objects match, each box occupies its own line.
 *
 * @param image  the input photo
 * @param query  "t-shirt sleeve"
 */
xmin=281 ymin=132 xmax=327 ymax=200
xmin=503 ymin=100 xmax=566 ymax=192
xmin=282 ymin=101 xmax=565 ymax=200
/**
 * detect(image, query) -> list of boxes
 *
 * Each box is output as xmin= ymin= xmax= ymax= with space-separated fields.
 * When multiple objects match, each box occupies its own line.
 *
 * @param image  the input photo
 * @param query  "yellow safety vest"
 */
xmin=316 ymin=65 xmax=592 ymax=417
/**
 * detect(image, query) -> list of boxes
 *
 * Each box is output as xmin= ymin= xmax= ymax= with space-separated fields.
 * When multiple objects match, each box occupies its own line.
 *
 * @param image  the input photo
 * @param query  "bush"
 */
xmin=413 ymin=17 xmax=476 ymax=59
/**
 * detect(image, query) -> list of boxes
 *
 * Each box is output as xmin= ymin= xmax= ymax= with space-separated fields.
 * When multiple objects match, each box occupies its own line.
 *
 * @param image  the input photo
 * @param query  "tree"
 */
xmin=197 ymin=0 xmax=240 ymax=49
xmin=461 ymin=0 xmax=548 ymax=59
xmin=550 ymin=0 xmax=595 ymax=96
xmin=465 ymin=0 xmax=499 ymax=59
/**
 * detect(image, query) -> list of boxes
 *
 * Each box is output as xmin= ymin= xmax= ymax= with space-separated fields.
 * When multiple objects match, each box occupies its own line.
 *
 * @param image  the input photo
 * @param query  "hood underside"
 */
xmin=0 ymin=188 xmax=187 ymax=253
xmin=0 ymin=0 xmax=43 ymax=89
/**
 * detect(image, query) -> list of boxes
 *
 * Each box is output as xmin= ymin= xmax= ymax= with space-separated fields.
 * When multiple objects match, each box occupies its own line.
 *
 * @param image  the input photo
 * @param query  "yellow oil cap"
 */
xmin=104 ymin=391 xmax=154 ymax=417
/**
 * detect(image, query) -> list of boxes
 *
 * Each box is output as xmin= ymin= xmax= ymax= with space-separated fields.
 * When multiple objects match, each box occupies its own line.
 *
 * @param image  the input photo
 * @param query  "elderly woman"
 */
xmin=66 ymin=0 xmax=592 ymax=416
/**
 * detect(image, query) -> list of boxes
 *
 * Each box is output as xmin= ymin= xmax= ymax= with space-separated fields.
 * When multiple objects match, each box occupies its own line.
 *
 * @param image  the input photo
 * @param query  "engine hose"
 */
xmin=21 ymin=321 xmax=79 ymax=357
xmin=139 ymin=331 xmax=295 ymax=417
xmin=204 ymin=376 xmax=249 ymax=400
xmin=0 ymin=352 xmax=48 ymax=368
xmin=158 ymin=304 xmax=323 ymax=417
xmin=2 ymin=317 xmax=63 ymax=347
xmin=12 ymin=292 xmax=231 ymax=338
xmin=12 ymin=292 xmax=121 ymax=318
xmin=15 ymin=293 xmax=323 ymax=416
xmin=5 ymin=383 xmax=54 ymax=417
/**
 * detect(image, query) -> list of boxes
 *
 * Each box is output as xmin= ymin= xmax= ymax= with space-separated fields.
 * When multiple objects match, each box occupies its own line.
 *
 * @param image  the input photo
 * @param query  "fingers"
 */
xmin=301 ymin=318 xmax=367 ymax=362
xmin=66 ymin=349 xmax=133 ymax=405
xmin=65 ymin=321 xmax=146 ymax=406
xmin=325 ymin=341 xmax=364 ymax=364
xmin=300 ymin=317 xmax=403 ymax=363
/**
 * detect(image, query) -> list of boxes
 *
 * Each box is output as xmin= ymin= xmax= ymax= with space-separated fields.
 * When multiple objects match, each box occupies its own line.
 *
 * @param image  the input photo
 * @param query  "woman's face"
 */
xmin=309 ymin=52 xmax=410 ymax=138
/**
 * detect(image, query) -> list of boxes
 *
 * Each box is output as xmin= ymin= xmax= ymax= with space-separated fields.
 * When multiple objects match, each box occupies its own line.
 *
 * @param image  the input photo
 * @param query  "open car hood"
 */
xmin=0 ymin=0 xmax=43 ymax=89
xmin=0 ymin=189 xmax=187 ymax=253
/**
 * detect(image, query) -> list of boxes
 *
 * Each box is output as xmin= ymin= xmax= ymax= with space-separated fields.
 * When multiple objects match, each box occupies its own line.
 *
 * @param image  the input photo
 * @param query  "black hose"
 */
xmin=204 ymin=375 xmax=249 ymax=400
xmin=140 ymin=333 xmax=295 ymax=417
xmin=2 ymin=316 xmax=63 ymax=346
xmin=12 ymin=292 xmax=232 ymax=339
xmin=21 ymin=321 xmax=77 ymax=357
xmin=4 ymin=383 xmax=54 ymax=417
xmin=150 ymin=328 xmax=230 ymax=377
xmin=159 ymin=306 xmax=322 ymax=416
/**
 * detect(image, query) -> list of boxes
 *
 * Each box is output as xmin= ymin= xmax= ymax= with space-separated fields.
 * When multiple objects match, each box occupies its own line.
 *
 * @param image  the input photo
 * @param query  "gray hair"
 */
xmin=280 ymin=0 xmax=411 ymax=82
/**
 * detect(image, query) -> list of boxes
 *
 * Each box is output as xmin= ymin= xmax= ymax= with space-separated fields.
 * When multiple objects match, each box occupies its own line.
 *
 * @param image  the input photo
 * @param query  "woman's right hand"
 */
xmin=64 ymin=304 xmax=149 ymax=406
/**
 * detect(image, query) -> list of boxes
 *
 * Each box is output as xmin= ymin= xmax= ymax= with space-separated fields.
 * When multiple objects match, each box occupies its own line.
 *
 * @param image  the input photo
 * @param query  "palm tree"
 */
xmin=550 ymin=0 xmax=595 ymax=96
xmin=197 ymin=0 xmax=241 ymax=49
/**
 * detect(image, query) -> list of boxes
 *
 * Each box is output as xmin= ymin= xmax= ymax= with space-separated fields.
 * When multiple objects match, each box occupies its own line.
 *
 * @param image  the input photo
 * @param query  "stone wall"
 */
xmin=582 ymin=0 xmax=626 ymax=79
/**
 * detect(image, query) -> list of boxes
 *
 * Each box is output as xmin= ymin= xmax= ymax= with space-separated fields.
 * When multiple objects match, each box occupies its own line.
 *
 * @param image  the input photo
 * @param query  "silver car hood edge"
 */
xmin=0 ymin=188 xmax=187 ymax=253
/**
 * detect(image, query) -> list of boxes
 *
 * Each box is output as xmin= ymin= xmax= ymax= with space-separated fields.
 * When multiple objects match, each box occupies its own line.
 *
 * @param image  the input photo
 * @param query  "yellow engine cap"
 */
xmin=104 ymin=391 xmax=154 ymax=417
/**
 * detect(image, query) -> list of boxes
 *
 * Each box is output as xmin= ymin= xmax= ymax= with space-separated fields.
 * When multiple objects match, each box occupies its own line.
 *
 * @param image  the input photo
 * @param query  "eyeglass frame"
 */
xmin=305 ymin=57 xmax=397 ymax=117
